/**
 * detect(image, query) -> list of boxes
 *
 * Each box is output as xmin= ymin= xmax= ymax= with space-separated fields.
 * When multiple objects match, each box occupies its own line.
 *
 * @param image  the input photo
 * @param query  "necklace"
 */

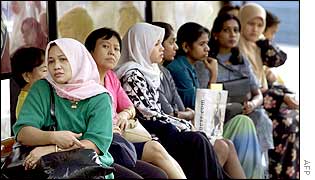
xmin=70 ymin=101 xmax=78 ymax=109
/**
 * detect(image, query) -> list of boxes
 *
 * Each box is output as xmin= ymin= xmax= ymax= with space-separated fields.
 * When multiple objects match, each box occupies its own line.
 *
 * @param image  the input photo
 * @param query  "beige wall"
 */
xmin=56 ymin=1 xmax=146 ymax=42
xmin=56 ymin=1 xmax=222 ymax=42
xmin=152 ymin=1 xmax=222 ymax=33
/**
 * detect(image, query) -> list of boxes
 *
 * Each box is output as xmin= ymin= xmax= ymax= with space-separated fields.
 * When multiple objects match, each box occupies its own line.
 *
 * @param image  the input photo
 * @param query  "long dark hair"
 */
xmin=209 ymin=13 xmax=243 ymax=65
xmin=176 ymin=22 xmax=210 ymax=57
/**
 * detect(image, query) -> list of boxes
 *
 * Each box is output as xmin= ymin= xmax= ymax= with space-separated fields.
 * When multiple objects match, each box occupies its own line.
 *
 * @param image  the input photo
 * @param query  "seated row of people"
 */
xmin=11 ymin=25 xmax=245 ymax=179
xmin=212 ymin=3 xmax=299 ymax=179
xmin=9 ymin=2 xmax=299 ymax=179
xmin=154 ymin=20 xmax=263 ymax=179
xmin=10 ymin=20 xmax=256 ymax=180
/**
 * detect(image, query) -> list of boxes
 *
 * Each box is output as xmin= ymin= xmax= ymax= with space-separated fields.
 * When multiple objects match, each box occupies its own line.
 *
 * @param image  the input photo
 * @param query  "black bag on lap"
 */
xmin=38 ymin=148 xmax=114 ymax=179
xmin=1 ymin=80 xmax=114 ymax=179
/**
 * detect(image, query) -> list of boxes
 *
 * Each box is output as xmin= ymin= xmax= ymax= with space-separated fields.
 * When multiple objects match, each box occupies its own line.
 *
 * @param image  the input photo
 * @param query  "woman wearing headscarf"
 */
xmin=13 ymin=38 xmax=114 ymax=178
xmin=115 ymin=22 xmax=235 ymax=179
xmin=238 ymin=2 xmax=275 ymax=176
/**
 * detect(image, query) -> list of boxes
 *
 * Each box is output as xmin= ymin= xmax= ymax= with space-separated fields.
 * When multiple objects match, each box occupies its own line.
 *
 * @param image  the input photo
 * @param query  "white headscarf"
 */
xmin=114 ymin=22 xmax=165 ymax=90
xmin=45 ymin=38 xmax=111 ymax=101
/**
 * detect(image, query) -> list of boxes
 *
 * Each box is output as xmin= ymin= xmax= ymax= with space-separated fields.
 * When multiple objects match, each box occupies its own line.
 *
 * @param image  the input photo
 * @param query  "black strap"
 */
xmin=217 ymin=61 xmax=247 ymax=79
xmin=45 ymin=80 xmax=57 ymax=131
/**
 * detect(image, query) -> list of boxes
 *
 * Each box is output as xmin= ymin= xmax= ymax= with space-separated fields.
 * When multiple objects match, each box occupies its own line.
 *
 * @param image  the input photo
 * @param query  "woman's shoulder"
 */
xmin=124 ymin=68 xmax=145 ymax=79
xmin=29 ymin=79 xmax=50 ymax=93
xmin=86 ymin=92 xmax=112 ymax=107
xmin=160 ymin=65 xmax=172 ymax=76
xmin=106 ymin=70 xmax=118 ymax=78
xmin=106 ymin=70 xmax=121 ymax=85
xmin=167 ymin=56 xmax=186 ymax=72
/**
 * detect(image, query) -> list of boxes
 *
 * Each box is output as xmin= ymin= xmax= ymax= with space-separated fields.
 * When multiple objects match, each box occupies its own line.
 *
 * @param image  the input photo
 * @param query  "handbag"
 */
xmin=122 ymin=119 xmax=152 ymax=143
xmin=108 ymin=133 xmax=137 ymax=168
xmin=217 ymin=62 xmax=251 ymax=104
xmin=1 ymin=80 xmax=114 ymax=179
xmin=256 ymin=39 xmax=287 ymax=67
xmin=224 ymin=102 xmax=243 ymax=123
xmin=38 ymin=148 xmax=114 ymax=179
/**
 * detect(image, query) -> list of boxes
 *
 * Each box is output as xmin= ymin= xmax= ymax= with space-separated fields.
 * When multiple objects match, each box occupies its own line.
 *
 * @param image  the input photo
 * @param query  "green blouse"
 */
xmin=13 ymin=80 xmax=114 ymax=175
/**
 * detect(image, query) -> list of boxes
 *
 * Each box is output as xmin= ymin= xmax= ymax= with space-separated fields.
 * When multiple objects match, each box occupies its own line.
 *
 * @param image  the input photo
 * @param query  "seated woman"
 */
xmin=84 ymin=27 xmax=185 ymax=179
xmin=238 ymin=3 xmax=280 ymax=170
xmin=151 ymin=22 xmax=195 ymax=123
xmin=206 ymin=14 xmax=267 ymax=178
xmin=13 ymin=38 xmax=114 ymax=178
xmin=10 ymin=47 xmax=48 ymax=118
xmin=260 ymin=10 xmax=299 ymax=179
xmin=154 ymin=21 xmax=261 ymax=179
xmin=13 ymin=37 xmax=167 ymax=179
xmin=115 ymin=22 xmax=236 ymax=179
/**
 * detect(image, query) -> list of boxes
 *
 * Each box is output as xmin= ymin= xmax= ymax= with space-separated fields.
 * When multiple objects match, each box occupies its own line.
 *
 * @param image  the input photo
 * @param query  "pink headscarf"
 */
xmin=45 ymin=38 xmax=111 ymax=101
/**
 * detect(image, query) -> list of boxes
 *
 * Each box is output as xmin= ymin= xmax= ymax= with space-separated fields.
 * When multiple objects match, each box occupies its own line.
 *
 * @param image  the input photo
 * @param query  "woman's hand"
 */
xmin=180 ymin=107 xmax=195 ymax=122
xmin=113 ymin=125 xmax=122 ymax=135
xmin=117 ymin=111 xmax=129 ymax=131
xmin=204 ymin=57 xmax=218 ymax=71
xmin=185 ymin=107 xmax=195 ymax=121
xmin=51 ymin=131 xmax=84 ymax=149
xmin=203 ymin=57 xmax=218 ymax=83
xmin=284 ymin=94 xmax=299 ymax=109
xmin=23 ymin=145 xmax=54 ymax=170
xmin=243 ymin=100 xmax=255 ymax=114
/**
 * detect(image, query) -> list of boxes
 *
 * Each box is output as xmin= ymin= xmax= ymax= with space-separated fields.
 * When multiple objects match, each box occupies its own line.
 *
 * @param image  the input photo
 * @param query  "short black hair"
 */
xmin=265 ymin=10 xmax=280 ymax=31
xmin=11 ymin=47 xmax=45 ymax=88
xmin=151 ymin=22 xmax=174 ymax=43
xmin=84 ymin=27 xmax=122 ymax=53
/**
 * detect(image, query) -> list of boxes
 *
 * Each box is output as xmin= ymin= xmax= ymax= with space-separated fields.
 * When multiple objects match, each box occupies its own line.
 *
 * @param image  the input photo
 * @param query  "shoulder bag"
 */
xmin=122 ymin=118 xmax=152 ymax=143
xmin=217 ymin=61 xmax=251 ymax=104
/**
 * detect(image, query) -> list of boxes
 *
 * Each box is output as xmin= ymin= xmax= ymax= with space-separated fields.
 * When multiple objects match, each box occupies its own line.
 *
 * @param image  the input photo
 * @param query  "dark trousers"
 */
xmin=141 ymin=119 xmax=227 ymax=179
xmin=113 ymin=160 xmax=167 ymax=179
